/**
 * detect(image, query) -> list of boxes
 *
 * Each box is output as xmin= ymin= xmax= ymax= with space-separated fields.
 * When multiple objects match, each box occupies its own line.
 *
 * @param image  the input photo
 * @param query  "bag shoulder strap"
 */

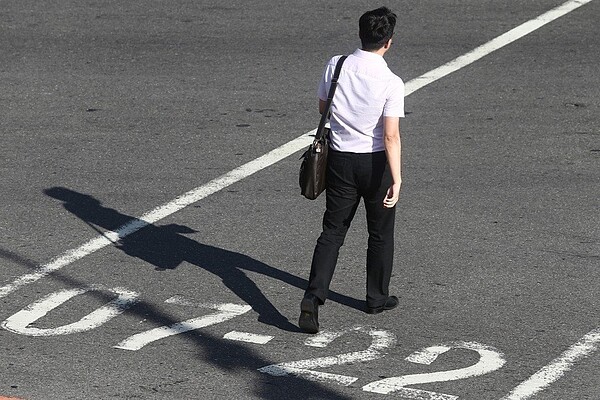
xmin=315 ymin=55 xmax=347 ymax=140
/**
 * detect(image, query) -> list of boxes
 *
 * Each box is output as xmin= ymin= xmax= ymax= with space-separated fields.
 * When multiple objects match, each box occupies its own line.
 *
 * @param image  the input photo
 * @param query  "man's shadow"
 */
xmin=44 ymin=187 xmax=364 ymax=332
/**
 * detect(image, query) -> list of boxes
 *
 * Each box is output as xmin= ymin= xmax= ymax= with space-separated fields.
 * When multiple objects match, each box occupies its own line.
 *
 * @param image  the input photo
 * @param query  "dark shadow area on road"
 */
xmin=42 ymin=187 xmax=364 ymax=325
xmin=0 ymin=246 xmax=354 ymax=400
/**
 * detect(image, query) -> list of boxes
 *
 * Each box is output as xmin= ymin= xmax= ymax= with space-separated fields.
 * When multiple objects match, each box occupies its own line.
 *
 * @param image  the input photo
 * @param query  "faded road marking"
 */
xmin=223 ymin=331 xmax=274 ymax=345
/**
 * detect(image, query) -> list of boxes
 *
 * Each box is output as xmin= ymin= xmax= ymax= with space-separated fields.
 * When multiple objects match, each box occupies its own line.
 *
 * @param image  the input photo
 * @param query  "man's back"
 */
xmin=318 ymin=49 xmax=404 ymax=153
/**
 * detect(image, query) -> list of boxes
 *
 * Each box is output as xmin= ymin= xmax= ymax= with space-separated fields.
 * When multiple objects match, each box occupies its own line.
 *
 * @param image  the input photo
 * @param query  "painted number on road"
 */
xmin=1 ymin=286 xmax=139 ymax=336
xmin=114 ymin=296 xmax=251 ymax=351
xmin=363 ymin=341 xmax=506 ymax=398
xmin=2 ymin=287 xmax=508 ymax=398
xmin=259 ymin=327 xmax=396 ymax=386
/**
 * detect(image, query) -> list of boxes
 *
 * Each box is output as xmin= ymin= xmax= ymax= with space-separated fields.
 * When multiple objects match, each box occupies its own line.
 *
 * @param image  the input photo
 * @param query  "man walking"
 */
xmin=299 ymin=6 xmax=405 ymax=333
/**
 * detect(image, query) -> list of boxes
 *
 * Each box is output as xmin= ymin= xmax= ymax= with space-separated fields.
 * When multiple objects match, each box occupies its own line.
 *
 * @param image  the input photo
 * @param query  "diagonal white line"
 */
xmin=500 ymin=327 xmax=600 ymax=399
xmin=0 ymin=0 xmax=593 ymax=299
xmin=406 ymin=0 xmax=594 ymax=94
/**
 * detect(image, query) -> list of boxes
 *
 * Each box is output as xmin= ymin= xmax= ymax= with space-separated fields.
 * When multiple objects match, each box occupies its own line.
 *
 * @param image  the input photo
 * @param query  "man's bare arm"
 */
xmin=383 ymin=116 xmax=401 ymax=208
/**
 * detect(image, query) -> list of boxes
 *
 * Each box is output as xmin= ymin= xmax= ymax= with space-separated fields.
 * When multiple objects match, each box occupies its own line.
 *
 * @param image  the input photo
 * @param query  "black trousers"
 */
xmin=305 ymin=149 xmax=396 ymax=308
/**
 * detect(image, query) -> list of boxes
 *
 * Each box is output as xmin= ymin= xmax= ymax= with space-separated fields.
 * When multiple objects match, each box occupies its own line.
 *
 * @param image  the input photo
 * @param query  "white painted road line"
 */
xmin=0 ymin=132 xmax=315 ymax=299
xmin=0 ymin=0 xmax=592 ymax=304
xmin=114 ymin=303 xmax=252 ymax=351
xmin=405 ymin=0 xmax=594 ymax=95
xmin=500 ymin=327 xmax=600 ymax=400
xmin=223 ymin=331 xmax=274 ymax=345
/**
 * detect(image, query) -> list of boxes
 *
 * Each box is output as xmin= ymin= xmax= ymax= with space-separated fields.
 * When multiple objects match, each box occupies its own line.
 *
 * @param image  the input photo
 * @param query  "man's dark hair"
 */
xmin=359 ymin=7 xmax=397 ymax=51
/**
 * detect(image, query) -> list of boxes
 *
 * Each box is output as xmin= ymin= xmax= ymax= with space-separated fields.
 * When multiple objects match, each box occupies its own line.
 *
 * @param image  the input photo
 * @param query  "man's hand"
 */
xmin=383 ymin=182 xmax=401 ymax=208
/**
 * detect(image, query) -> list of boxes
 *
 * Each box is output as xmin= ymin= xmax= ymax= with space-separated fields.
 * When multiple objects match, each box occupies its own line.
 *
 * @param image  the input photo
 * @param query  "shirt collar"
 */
xmin=352 ymin=48 xmax=388 ymax=66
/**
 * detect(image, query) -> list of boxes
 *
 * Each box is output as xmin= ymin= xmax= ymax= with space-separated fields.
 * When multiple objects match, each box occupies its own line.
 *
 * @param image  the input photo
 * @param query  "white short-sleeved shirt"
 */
xmin=318 ymin=48 xmax=405 ymax=153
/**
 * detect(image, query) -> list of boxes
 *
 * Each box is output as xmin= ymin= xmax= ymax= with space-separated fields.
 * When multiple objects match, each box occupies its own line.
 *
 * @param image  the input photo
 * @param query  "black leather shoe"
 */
xmin=299 ymin=294 xmax=320 ymax=333
xmin=366 ymin=295 xmax=399 ymax=314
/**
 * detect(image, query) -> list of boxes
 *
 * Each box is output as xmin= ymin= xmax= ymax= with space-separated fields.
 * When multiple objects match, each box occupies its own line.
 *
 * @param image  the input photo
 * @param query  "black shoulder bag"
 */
xmin=299 ymin=55 xmax=347 ymax=200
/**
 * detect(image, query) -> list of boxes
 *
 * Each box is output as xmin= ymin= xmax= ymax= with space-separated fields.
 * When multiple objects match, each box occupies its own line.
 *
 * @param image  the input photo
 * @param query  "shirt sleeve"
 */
xmin=383 ymin=77 xmax=405 ymax=118
xmin=317 ymin=56 xmax=342 ymax=101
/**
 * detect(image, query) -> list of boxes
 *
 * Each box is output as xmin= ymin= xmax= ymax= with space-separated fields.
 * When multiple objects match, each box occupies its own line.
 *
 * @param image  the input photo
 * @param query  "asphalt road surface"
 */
xmin=1 ymin=1 xmax=599 ymax=399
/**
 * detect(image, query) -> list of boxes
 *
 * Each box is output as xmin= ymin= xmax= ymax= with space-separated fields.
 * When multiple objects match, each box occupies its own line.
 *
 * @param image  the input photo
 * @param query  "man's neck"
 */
xmin=361 ymin=48 xmax=387 ymax=57
xmin=361 ymin=41 xmax=390 ymax=57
